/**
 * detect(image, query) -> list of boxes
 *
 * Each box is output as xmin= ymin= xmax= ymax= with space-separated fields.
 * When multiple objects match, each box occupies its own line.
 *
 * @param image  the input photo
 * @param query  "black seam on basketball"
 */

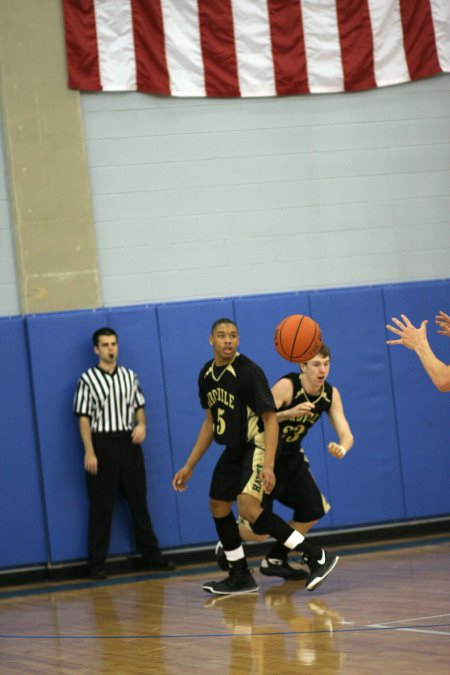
xmin=276 ymin=315 xmax=322 ymax=362
xmin=290 ymin=315 xmax=305 ymax=360
xmin=293 ymin=317 xmax=314 ymax=360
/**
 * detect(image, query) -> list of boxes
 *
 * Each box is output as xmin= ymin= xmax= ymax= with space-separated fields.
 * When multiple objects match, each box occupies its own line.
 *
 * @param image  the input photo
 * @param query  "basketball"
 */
xmin=274 ymin=314 xmax=322 ymax=362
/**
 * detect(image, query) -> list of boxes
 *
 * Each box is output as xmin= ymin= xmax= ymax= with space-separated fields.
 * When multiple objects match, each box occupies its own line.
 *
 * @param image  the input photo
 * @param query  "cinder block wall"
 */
xmin=2 ymin=75 xmax=450 ymax=315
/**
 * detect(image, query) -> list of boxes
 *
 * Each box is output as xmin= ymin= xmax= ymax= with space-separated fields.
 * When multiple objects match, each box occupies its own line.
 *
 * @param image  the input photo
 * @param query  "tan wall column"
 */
xmin=0 ymin=0 xmax=101 ymax=313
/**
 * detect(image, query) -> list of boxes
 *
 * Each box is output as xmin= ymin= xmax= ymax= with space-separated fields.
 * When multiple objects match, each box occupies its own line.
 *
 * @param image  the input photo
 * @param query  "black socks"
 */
xmin=213 ymin=513 xmax=241 ymax=551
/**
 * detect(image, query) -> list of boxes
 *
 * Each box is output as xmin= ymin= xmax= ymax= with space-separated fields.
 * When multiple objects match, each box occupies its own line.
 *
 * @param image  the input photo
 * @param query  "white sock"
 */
xmin=283 ymin=530 xmax=304 ymax=550
xmin=225 ymin=545 xmax=245 ymax=561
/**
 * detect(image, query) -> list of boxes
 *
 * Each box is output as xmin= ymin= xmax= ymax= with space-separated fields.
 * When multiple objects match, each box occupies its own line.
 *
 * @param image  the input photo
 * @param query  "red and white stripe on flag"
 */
xmin=62 ymin=0 xmax=450 ymax=96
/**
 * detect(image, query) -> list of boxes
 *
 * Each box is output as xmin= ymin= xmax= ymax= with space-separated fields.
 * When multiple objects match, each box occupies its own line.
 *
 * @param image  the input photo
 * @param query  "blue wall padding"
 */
xmin=383 ymin=280 xmax=450 ymax=518
xmin=157 ymin=299 xmax=235 ymax=545
xmin=105 ymin=306 xmax=180 ymax=547
xmin=311 ymin=287 xmax=407 ymax=527
xmin=1 ymin=279 xmax=449 ymax=571
xmin=0 ymin=317 xmax=48 ymax=567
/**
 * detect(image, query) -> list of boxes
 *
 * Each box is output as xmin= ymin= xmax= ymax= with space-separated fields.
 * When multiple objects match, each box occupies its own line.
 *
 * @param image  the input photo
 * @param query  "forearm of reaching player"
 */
xmin=415 ymin=343 xmax=450 ymax=392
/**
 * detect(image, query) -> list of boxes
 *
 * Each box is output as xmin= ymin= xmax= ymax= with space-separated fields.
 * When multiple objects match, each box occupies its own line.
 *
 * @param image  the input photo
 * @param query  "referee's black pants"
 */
xmin=87 ymin=432 xmax=160 ymax=571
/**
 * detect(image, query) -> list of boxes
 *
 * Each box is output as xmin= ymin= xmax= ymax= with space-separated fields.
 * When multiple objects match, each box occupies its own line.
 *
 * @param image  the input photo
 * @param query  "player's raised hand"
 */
xmin=386 ymin=314 xmax=428 ymax=351
xmin=435 ymin=311 xmax=450 ymax=337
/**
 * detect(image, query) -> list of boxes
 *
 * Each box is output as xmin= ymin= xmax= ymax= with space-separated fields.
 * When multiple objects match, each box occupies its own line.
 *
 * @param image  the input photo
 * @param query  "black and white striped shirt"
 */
xmin=73 ymin=366 xmax=146 ymax=433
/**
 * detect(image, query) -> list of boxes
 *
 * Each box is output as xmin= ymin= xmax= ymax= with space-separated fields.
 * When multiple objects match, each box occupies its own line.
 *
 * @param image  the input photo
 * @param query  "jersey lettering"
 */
xmin=251 ymin=463 xmax=263 ymax=492
xmin=207 ymin=387 xmax=235 ymax=410
xmin=282 ymin=411 xmax=321 ymax=442
xmin=199 ymin=354 xmax=275 ymax=449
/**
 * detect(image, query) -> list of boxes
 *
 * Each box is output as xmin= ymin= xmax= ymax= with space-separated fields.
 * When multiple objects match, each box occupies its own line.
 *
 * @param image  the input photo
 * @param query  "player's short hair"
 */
xmin=319 ymin=343 xmax=330 ymax=358
xmin=92 ymin=327 xmax=118 ymax=346
xmin=211 ymin=317 xmax=238 ymax=334
xmin=300 ymin=343 xmax=331 ymax=365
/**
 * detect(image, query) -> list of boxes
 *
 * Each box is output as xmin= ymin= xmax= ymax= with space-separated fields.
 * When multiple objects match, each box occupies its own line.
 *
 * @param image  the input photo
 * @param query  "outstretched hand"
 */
xmin=386 ymin=314 xmax=428 ymax=351
xmin=435 ymin=311 xmax=450 ymax=337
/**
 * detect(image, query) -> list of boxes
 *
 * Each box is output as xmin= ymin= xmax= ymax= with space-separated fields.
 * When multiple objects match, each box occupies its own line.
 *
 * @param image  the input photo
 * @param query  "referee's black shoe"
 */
xmin=89 ymin=567 xmax=107 ymax=581
xmin=142 ymin=553 xmax=176 ymax=571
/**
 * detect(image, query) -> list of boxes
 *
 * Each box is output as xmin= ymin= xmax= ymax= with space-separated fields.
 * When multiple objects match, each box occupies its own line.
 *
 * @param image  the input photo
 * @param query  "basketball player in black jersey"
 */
xmin=215 ymin=343 xmax=353 ymax=581
xmin=172 ymin=318 xmax=339 ymax=595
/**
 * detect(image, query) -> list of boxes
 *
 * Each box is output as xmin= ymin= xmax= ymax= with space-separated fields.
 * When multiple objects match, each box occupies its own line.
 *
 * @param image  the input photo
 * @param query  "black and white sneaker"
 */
xmin=202 ymin=569 xmax=259 ymax=595
xmin=306 ymin=550 xmax=339 ymax=592
xmin=214 ymin=541 xmax=229 ymax=571
xmin=260 ymin=557 xmax=309 ymax=581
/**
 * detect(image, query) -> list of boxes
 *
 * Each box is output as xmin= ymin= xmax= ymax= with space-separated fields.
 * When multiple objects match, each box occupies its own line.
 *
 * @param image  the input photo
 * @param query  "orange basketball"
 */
xmin=274 ymin=314 xmax=322 ymax=362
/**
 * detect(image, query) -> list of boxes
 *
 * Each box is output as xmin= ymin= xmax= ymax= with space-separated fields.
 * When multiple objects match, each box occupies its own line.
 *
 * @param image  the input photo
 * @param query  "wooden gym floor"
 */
xmin=1 ymin=534 xmax=449 ymax=674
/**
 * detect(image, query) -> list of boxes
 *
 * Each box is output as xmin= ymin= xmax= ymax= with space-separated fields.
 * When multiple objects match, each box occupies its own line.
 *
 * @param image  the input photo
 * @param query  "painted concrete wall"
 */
xmin=2 ymin=75 xmax=449 ymax=317
xmin=81 ymin=75 xmax=450 ymax=307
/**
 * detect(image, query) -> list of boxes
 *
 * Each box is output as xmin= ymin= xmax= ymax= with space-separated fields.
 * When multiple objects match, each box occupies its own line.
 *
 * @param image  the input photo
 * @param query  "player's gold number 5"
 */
xmin=215 ymin=408 xmax=226 ymax=435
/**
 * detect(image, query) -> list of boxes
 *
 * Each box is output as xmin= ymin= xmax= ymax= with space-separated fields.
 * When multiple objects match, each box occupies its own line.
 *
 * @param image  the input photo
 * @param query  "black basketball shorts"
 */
xmin=209 ymin=443 xmax=266 ymax=503
xmin=273 ymin=448 xmax=330 ymax=522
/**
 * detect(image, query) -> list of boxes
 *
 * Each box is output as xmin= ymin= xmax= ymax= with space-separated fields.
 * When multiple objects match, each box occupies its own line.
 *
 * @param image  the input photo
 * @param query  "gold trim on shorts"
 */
xmin=241 ymin=445 xmax=265 ymax=501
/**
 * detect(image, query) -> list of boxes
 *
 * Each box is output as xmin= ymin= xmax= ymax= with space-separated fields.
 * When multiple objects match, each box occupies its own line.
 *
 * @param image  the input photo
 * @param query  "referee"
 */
xmin=73 ymin=327 xmax=174 ymax=580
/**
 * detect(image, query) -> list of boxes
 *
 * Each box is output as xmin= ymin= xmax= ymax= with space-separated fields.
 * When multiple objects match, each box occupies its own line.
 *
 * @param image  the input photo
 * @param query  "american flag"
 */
xmin=63 ymin=0 xmax=450 ymax=97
